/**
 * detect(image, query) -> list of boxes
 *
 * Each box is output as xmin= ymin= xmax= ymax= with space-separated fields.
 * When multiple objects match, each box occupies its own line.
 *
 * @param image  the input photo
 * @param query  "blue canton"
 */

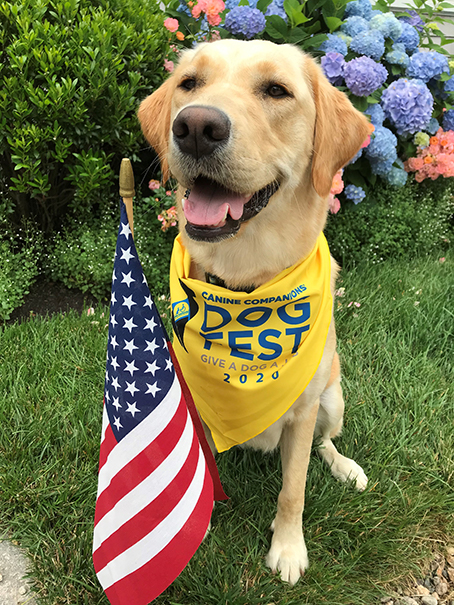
xmin=104 ymin=200 xmax=175 ymax=441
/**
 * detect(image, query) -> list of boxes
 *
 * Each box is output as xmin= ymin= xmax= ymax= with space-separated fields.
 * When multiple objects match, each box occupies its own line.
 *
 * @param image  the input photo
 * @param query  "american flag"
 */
xmin=93 ymin=199 xmax=224 ymax=605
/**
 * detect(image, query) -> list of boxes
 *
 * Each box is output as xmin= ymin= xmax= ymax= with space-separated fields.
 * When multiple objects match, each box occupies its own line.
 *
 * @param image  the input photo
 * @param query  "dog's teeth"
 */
xmin=181 ymin=198 xmax=186 ymax=210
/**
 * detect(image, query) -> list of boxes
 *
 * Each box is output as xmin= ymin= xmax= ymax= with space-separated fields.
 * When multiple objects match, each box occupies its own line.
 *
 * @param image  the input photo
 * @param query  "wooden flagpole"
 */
xmin=119 ymin=158 xmax=135 ymax=238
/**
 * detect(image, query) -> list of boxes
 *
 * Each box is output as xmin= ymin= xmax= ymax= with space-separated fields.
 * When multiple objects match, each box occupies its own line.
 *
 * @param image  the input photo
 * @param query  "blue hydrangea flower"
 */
xmin=177 ymin=1 xmax=192 ymax=16
xmin=406 ymin=51 xmax=449 ymax=83
xmin=320 ymin=52 xmax=345 ymax=86
xmin=381 ymin=78 xmax=434 ymax=135
xmin=344 ymin=184 xmax=366 ymax=204
xmin=395 ymin=22 xmax=420 ymax=54
xmin=350 ymin=29 xmax=385 ymax=61
xmin=348 ymin=148 xmax=363 ymax=164
xmin=365 ymin=125 xmax=397 ymax=163
xmin=443 ymin=109 xmax=454 ymax=131
xmin=344 ymin=0 xmax=373 ymax=20
xmin=365 ymin=103 xmax=385 ymax=127
xmin=343 ymin=56 xmax=388 ymax=97
xmin=444 ymin=75 xmax=454 ymax=93
xmin=426 ymin=117 xmax=440 ymax=134
xmin=265 ymin=0 xmax=287 ymax=21
xmin=225 ymin=6 xmax=266 ymax=38
xmin=333 ymin=31 xmax=352 ymax=48
xmin=385 ymin=42 xmax=409 ymax=68
xmin=319 ymin=33 xmax=348 ymax=56
xmin=370 ymin=158 xmax=395 ymax=177
xmin=387 ymin=159 xmax=408 ymax=187
xmin=400 ymin=10 xmax=424 ymax=32
xmin=340 ymin=16 xmax=369 ymax=38
xmin=370 ymin=12 xmax=402 ymax=41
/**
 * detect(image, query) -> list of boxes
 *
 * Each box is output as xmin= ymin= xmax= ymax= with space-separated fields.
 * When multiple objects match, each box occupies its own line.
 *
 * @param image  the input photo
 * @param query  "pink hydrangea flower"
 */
xmin=164 ymin=17 xmax=179 ymax=32
xmin=192 ymin=0 xmax=225 ymax=26
xmin=405 ymin=128 xmax=454 ymax=181
xmin=164 ymin=58 xmax=174 ymax=73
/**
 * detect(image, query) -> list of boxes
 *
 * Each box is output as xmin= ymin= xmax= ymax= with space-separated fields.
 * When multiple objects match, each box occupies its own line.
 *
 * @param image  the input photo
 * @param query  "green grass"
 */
xmin=0 ymin=252 xmax=453 ymax=605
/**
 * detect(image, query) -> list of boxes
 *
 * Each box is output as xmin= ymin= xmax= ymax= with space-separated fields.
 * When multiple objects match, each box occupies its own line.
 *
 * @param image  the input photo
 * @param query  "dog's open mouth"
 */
xmin=182 ymin=176 xmax=280 ymax=242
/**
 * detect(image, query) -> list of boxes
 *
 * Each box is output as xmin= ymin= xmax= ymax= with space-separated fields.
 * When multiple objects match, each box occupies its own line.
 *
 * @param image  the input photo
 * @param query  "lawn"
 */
xmin=0 ymin=250 xmax=452 ymax=605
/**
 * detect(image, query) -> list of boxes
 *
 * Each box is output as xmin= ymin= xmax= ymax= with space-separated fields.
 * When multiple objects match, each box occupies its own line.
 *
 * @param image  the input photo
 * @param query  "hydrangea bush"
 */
xmin=161 ymin=0 xmax=454 ymax=214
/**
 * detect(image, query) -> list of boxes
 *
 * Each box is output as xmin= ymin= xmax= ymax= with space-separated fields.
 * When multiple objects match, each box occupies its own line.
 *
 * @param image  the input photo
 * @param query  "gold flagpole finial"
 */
xmin=119 ymin=158 xmax=135 ymax=238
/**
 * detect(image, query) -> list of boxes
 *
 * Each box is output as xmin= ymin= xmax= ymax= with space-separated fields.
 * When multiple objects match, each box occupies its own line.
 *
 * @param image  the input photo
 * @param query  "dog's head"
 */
xmin=138 ymin=40 xmax=370 ymax=280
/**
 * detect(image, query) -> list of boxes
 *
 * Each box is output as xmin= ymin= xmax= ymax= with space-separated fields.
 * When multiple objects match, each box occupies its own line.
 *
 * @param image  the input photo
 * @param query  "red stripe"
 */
xmin=98 ymin=422 xmax=118 ymax=471
xmin=103 ymin=466 xmax=213 ymax=605
xmin=93 ymin=429 xmax=200 ymax=572
xmin=94 ymin=394 xmax=187 ymax=526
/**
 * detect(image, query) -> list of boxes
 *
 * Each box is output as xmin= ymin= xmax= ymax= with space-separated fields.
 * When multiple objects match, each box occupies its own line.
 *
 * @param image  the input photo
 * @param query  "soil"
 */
xmin=7 ymin=277 xmax=104 ymax=324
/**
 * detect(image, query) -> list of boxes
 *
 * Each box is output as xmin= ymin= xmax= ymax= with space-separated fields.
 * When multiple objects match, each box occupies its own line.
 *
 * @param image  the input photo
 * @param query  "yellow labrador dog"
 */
xmin=138 ymin=39 xmax=370 ymax=585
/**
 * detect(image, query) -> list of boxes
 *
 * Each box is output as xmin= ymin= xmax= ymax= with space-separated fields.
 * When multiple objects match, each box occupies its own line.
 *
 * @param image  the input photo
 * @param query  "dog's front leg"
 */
xmin=266 ymin=400 xmax=319 ymax=585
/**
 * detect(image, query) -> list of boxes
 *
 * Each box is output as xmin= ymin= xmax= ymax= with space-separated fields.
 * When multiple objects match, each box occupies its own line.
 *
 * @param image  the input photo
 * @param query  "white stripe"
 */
xmin=97 ymin=374 xmax=181 ymax=496
xmin=93 ymin=407 xmax=193 ymax=551
xmin=96 ymin=446 xmax=207 ymax=590
xmin=100 ymin=405 xmax=110 ymax=445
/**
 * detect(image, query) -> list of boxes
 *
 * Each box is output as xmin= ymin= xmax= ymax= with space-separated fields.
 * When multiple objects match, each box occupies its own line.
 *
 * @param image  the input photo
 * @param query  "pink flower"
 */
xmin=87 ymin=307 xmax=95 ymax=316
xmin=361 ymin=134 xmax=371 ymax=149
xmin=192 ymin=0 xmax=225 ymax=25
xmin=439 ymin=257 xmax=446 ymax=263
xmin=164 ymin=17 xmax=179 ymax=32
xmin=328 ymin=193 xmax=341 ymax=214
xmin=148 ymin=179 xmax=160 ymax=190
xmin=330 ymin=169 xmax=344 ymax=196
xmin=164 ymin=59 xmax=174 ymax=73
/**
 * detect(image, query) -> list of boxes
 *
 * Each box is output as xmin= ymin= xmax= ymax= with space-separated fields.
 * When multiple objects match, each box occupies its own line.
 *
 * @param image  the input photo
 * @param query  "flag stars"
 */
xmin=144 ymin=317 xmax=157 ymax=332
xmin=125 ymin=381 xmax=140 ymax=397
xmin=113 ymin=417 xmax=123 ymax=431
xmin=111 ymin=376 xmax=121 ymax=392
xmin=124 ymin=360 xmax=139 ymax=376
xmin=121 ymin=271 xmax=135 ymax=287
xmin=124 ymin=339 xmax=138 ymax=355
xmin=111 ymin=291 xmax=117 ymax=306
xmin=122 ymin=295 xmax=136 ymax=311
xmin=126 ymin=402 xmax=140 ymax=417
xmin=145 ymin=360 xmax=159 ymax=376
xmin=145 ymin=339 xmax=159 ymax=355
xmin=112 ymin=396 xmax=121 ymax=411
xmin=110 ymin=356 xmax=120 ymax=371
xmin=123 ymin=317 xmax=137 ymax=333
xmin=120 ymin=247 xmax=134 ymax=265
xmin=146 ymin=382 xmax=161 ymax=397
xmin=110 ymin=335 xmax=119 ymax=350
xmin=144 ymin=295 xmax=153 ymax=309
xmin=110 ymin=314 xmax=118 ymax=328
xmin=164 ymin=358 xmax=173 ymax=372
xmin=120 ymin=222 xmax=132 ymax=240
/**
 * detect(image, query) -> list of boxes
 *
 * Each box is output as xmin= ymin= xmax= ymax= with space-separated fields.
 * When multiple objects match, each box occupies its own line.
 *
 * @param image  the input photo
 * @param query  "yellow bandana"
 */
xmin=169 ymin=234 xmax=333 ymax=452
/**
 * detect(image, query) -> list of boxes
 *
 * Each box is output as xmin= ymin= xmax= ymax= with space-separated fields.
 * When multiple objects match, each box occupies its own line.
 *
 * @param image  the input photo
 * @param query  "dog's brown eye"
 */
xmin=266 ymin=84 xmax=289 ymax=98
xmin=180 ymin=78 xmax=197 ymax=91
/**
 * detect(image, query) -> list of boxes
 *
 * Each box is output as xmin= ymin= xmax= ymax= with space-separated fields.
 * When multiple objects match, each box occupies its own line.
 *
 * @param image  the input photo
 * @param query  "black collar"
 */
xmin=205 ymin=272 xmax=255 ymax=294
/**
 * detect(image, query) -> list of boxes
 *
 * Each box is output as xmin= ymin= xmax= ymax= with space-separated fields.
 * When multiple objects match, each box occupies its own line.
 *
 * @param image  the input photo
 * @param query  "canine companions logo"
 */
xmin=170 ymin=234 xmax=333 ymax=452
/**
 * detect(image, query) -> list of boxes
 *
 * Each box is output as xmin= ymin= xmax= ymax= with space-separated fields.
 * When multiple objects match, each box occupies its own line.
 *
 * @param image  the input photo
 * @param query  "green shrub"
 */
xmin=43 ymin=196 xmax=177 ymax=300
xmin=0 ymin=0 xmax=169 ymax=232
xmin=0 ymin=221 xmax=43 ymax=320
xmin=325 ymin=176 xmax=454 ymax=268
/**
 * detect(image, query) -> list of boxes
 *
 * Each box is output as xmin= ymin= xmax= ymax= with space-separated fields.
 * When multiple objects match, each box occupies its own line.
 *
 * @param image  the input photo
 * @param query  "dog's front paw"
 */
xmin=331 ymin=455 xmax=368 ymax=491
xmin=266 ymin=530 xmax=308 ymax=585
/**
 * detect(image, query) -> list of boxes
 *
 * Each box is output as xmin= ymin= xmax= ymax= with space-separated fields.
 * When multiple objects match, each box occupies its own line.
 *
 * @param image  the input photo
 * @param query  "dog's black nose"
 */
xmin=172 ymin=105 xmax=231 ymax=159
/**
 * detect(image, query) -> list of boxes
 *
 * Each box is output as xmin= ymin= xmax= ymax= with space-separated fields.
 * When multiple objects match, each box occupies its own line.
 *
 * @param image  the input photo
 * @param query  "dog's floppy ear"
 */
xmin=306 ymin=58 xmax=371 ymax=198
xmin=138 ymin=77 xmax=174 ymax=183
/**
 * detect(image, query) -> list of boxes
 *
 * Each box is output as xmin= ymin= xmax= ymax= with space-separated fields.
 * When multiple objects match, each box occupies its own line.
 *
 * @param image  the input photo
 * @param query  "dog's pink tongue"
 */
xmin=184 ymin=179 xmax=252 ymax=226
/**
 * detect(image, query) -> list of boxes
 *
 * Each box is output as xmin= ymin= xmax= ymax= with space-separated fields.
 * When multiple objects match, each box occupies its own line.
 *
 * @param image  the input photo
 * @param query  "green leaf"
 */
xmin=265 ymin=14 xmax=289 ymax=40
xmin=324 ymin=16 xmax=342 ymax=32
xmin=256 ymin=0 xmax=273 ymax=12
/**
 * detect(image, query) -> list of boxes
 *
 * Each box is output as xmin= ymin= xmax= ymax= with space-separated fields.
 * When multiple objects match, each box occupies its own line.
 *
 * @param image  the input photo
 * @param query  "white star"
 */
xmin=144 ymin=317 xmax=157 ymax=332
xmin=111 ymin=291 xmax=117 ymax=305
xmin=123 ymin=317 xmax=137 ymax=333
xmin=113 ymin=417 xmax=123 ymax=431
xmin=120 ymin=247 xmax=134 ymax=265
xmin=122 ymin=295 xmax=136 ymax=311
xmin=126 ymin=402 xmax=140 ymax=417
xmin=142 ymin=274 xmax=148 ymax=285
xmin=124 ymin=339 xmax=138 ymax=354
xmin=125 ymin=381 xmax=139 ymax=396
xmin=144 ymin=295 xmax=153 ymax=309
xmin=112 ymin=396 xmax=121 ymax=411
xmin=164 ymin=358 xmax=173 ymax=371
xmin=111 ymin=376 xmax=120 ymax=391
xmin=145 ymin=360 xmax=159 ymax=376
xmin=121 ymin=271 xmax=135 ymax=287
xmin=110 ymin=335 xmax=119 ymax=350
xmin=124 ymin=360 xmax=139 ymax=376
xmin=145 ymin=339 xmax=159 ymax=355
xmin=146 ymin=382 xmax=161 ymax=397
xmin=110 ymin=356 xmax=120 ymax=371
xmin=105 ymin=390 xmax=110 ymax=403
xmin=120 ymin=222 xmax=132 ymax=240
xmin=105 ymin=369 xmax=109 ymax=381
xmin=112 ymin=270 xmax=117 ymax=283
xmin=110 ymin=314 xmax=118 ymax=328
